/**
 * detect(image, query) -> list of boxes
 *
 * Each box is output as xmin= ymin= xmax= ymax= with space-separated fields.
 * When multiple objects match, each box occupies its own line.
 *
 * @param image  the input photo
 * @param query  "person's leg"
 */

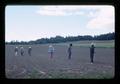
xmin=30 ymin=51 xmax=31 ymax=56
xmin=16 ymin=52 xmax=18 ymax=56
xmin=21 ymin=52 xmax=23 ymax=56
xmin=28 ymin=51 xmax=30 ymax=56
xmin=92 ymin=53 xmax=94 ymax=63
xmin=91 ymin=53 xmax=94 ymax=63
xmin=90 ymin=53 xmax=92 ymax=63
xmin=68 ymin=52 xmax=71 ymax=59
xmin=15 ymin=52 xmax=16 ymax=56
xmin=21 ymin=51 xmax=24 ymax=56
xmin=51 ymin=52 xmax=53 ymax=59
xmin=29 ymin=52 xmax=31 ymax=56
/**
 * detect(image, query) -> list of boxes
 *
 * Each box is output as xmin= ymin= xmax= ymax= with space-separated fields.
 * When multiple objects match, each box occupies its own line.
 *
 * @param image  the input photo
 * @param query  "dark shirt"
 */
xmin=15 ymin=48 xmax=18 ymax=52
xmin=20 ymin=48 xmax=24 ymax=52
xmin=28 ymin=48 xmax=32 ymax=52
xmin=68 ymin=47 xmax=72 ymax=53
xmin=90 ymin=46 xmax=95 ymax=54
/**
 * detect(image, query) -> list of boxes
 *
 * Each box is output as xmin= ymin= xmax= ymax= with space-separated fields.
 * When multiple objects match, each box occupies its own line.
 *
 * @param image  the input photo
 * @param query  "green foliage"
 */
xmin=55 ymin=40 xmax=114 ymax=48
xmin=6 ymin=32 xmax=115 ymax=45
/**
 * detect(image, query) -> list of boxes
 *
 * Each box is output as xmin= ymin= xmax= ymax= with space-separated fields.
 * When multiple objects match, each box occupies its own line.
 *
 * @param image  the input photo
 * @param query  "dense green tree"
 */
xmin=6 ymin=32 xmax=115 ymax=45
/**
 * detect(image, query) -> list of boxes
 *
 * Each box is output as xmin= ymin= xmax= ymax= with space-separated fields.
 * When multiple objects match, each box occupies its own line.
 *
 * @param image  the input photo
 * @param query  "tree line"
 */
xmin=6 ymin=32 xmax=115 ymax=45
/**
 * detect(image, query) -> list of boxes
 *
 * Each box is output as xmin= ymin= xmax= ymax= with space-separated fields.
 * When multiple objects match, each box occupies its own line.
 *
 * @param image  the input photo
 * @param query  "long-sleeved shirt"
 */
xmin=48 ymin=46 xmax=54 ymax=52
xmin=90 ymin=46 xmax=95 ymax=54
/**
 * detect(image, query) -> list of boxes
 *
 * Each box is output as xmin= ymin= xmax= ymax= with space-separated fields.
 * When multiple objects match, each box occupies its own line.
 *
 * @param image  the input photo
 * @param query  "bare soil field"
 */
xmin=5 ymin=44 xmax=114 ymax=79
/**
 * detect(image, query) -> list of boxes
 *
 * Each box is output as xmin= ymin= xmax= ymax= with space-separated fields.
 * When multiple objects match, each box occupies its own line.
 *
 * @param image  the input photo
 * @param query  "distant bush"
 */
xmin=5 ymin=32 xmax=115 ymax=45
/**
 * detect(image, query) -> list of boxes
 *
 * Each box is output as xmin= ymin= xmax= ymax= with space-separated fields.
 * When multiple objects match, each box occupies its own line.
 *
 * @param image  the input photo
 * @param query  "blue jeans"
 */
xmin=68 ymin=52 xmax=71 ymax=59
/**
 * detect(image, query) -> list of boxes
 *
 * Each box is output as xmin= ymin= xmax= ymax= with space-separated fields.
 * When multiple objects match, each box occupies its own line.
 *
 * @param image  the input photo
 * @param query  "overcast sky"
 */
xmin=5 ymin=5 xmax=115 ymax=42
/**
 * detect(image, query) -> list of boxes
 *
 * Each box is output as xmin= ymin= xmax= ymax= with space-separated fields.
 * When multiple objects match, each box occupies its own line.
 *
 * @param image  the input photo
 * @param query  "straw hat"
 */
xmin=91 ymin=42 xmax=95 ymax=46
xmin=21 ymin=47 xmax=23 ymax=48
xmin=49 ymin=45 xmax=53 ymax=47
xmin=91 ymin=42 xmax=94 ymax=45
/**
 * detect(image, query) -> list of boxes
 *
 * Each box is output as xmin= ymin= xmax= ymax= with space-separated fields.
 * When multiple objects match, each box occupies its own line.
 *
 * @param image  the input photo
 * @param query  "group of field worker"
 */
xmin=14 ymin=46 xmax=32 ymax=56
xmin=14 ymin=43 xmax=95 ymax=64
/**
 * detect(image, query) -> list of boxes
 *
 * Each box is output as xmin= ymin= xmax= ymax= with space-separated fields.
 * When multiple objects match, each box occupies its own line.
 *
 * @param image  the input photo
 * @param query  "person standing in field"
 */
xmin=90 ymin=43 xmax=95 ymax=64
xmin=15 ymin=46 xmax=18 ymax=56
xmin=28 ymin=46 xmax=32 ymax=56
xmin=68 ymin=43 xmax=72 ymax=59
xmin=48 ymin=45 xmax=55 ymax=59
xmin=20 ymin=46 xmax=24 ymax=56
